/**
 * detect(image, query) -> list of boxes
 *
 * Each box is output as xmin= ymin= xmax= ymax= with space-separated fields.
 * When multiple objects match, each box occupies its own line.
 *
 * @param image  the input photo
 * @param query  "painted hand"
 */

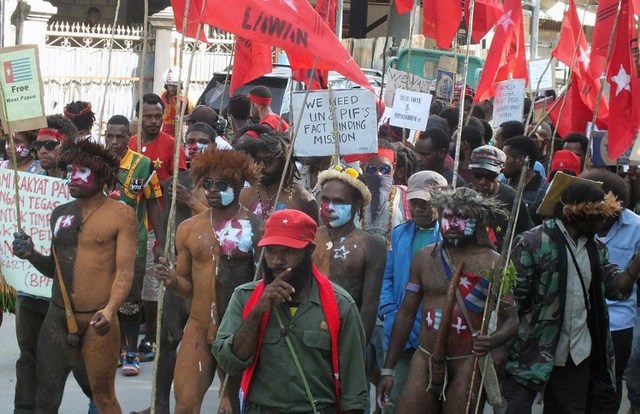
xmin=12 ymin=231 xmax=34 ymax=259
xmin=90 ymin=309 xmax=112 ymax=336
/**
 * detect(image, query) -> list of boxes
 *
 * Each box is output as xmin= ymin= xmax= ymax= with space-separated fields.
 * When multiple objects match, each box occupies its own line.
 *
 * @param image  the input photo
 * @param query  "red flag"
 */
xmin=606 ymin=0 xmax=640 ymax=158
xmin=423 ymin=0 xmax=462 ymax=49
xmin=395 ymin=0 xmax=414 ymax=15
xmin=229 ymin=37 xmax=273 ymax=95
xmin=474 ymin=0 xmax=528 ymax=103
xmin=465 ymin=0 xmax=503 ymax=43
xmin=316 ymin=0 xmax=337 ymax=31
xmin=590 ymin=0 xmax=619 ymax=78
xmin=170 ymin=0 xmax=208 ymax=42
xmin=549 ymin=78 xmax=593 ymax=138
xmin=177 ymin=0 xmax=372 ymax=92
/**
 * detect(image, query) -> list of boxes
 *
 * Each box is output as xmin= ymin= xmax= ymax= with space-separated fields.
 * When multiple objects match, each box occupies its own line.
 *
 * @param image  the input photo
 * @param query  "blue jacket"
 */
xmin=378 ymin=220 xmax=440 ymax=352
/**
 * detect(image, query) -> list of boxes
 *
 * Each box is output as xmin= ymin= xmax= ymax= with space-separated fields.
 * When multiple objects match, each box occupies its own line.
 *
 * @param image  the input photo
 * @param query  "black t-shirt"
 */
xmin=489 ymin=183 xmax=534 ymax=251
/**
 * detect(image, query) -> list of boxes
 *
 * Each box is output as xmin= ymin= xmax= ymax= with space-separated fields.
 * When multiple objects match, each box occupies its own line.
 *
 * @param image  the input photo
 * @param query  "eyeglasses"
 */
xmin=201 ymin=178 xmax=230 ymax=192
xmin=365 ymin=164 xmax=393 ymax=176
xmin=472 ymin=170 xmax=499 ymax=181
xmin=33 ymin=140 xmax=61 ymax=151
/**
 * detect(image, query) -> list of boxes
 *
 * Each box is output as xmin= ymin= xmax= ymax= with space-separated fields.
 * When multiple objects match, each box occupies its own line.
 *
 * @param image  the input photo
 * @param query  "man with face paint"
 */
xmin=12 ymin=139 xmax=138 ymax=413
xmin=237 ymin=131 xmax=319 ymax=223
xmin=104 ymin=115 xmax=163 ymax=376
xmin=377 ymin=171 xmax=448 ymax=413
xmin=358 ymin=146 xmax=409 ymax=246
xmin=505 ymin=181 xmax=640 ymax=414
xmin=212 ymin=209 xmax=369 ymax=413
xmin=154 ymin=148 xmax=264 ymax=414
xmin=377 ymin=187 xmax=519 ymax=413
xmin=312 ymin=167 xmax=387 ymax=345
xmin=0 ymin=129 xmax=44 ymax=174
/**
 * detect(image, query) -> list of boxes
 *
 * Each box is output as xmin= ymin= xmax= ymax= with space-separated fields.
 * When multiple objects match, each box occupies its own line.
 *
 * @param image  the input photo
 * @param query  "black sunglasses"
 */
xmin=472 ymin=170 xmax=499 ymax=181
xmin=202 ymin=178 xmax=230 ymax=192
xmin=33 ymin=140 xmax=61 ymax=151
xmin=365 ymin=164 xmax=393 ymax=176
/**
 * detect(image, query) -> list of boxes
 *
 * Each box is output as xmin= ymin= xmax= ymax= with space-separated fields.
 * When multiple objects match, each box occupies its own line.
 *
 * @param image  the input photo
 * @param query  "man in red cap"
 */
xmin=248 ymin=85 xmax=289 ymax=132
xmin=548 ymin=150 xmax=582 ymax=183
xmin=213 ymin=209 xmax=369 ymax=414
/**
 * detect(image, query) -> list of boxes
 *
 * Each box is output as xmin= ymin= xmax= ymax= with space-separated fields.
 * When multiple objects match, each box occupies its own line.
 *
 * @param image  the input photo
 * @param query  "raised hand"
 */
xmin=13 ymin=230 xmax=34 ymax=259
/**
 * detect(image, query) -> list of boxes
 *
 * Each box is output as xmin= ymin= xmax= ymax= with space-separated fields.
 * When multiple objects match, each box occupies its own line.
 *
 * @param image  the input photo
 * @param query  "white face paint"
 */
xmin=219 ymin=187 xmax=235 ymax=206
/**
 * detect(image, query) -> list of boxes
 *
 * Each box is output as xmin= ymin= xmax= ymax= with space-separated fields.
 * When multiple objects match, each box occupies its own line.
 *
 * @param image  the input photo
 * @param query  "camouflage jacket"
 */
xmin=506 ymin=219 xmax=626 ymax=392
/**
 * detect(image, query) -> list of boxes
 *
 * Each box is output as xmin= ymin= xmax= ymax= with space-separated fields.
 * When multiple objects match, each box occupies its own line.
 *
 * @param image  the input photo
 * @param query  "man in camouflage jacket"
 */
xmin=503 ymin=181 xmax=640 ymax=414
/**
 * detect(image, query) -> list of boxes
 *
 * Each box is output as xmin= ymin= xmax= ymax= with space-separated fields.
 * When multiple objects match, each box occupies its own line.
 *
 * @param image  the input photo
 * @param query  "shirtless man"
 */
xmin=155 ymin=148 xmax=264 ymax=414
xmin=312 ymin=166 xmax=386 ymax=343
xmin=237 ymin=131 xmax=318 ymax=223
xmin=377 ymin=187 xmax=518 ymax=413
xmin=12 ymin=139 xmax=137 ymax=413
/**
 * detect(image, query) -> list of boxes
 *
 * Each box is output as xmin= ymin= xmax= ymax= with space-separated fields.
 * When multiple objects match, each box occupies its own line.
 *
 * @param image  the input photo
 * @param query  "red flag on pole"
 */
xmin=174 ymin=0 xmax=372 ymax=92
xmin=465 ymin=0 xmax=503 ymax=43
xmin=229 ymin=37 xmax=273 ymax=95
xmin=605 ymin=0 xmax=640 ymax=158
xmin=549 ymin=77 xmax=593 ymax=137
xmin=395 ymin=0 xmax=414 ymax=15
xmin=590 ymin=0 xmax=620 ymax=79
xmin=473 ymin=0 xmax=528 ymax=103
xmin=170 ymin=0 xmax=208 ymax=42
xmin=423 ymin=0 xmax=462 ymax=49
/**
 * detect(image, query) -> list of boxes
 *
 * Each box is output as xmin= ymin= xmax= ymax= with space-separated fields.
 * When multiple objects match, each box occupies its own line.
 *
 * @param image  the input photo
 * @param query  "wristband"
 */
xmin=380 ymin=368 xmax=395 ymax=377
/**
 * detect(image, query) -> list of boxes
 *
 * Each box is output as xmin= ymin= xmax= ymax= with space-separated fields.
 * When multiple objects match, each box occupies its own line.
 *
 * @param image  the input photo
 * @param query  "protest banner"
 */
xmin=0 ymin=171 xmax=72 ymax=298
xmin=528 ymin=59 xmax=555 ymax=91
xmin=0 ymin=45 xmax=47 ymax=132
xmin=292 ymin=88 xmax=378 ymax=156
xmin=389 ymin=88 xmax=432 ymax=131
xmin=384 ymin=68 xmax=435 ymax=107
xmin=492 ymin=79 xmax=526 ymax=126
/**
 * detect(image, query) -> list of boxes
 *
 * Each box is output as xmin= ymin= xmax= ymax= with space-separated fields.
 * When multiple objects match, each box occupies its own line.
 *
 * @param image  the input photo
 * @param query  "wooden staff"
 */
xmin=584 ymin=0 xmax=624 ymax=171
xmin=150 ymin=0 xmax=199 ymax=412
xmin=97 ymin=0 xmax=121 ymax=136
xmin=452 ymin=0 xmax=475 ymax=188
xmin=430 ymin=262 xmax=465 ymax=397
xmin=136 ymin=0 xmax=149 ymax=153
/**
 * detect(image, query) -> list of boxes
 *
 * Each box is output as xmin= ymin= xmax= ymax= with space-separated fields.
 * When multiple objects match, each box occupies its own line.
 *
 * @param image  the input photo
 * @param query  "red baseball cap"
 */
xmin=549 ymin=150 xmax=581 ymax=182
xmin=258 ymin=210 xmax=318 ymax=248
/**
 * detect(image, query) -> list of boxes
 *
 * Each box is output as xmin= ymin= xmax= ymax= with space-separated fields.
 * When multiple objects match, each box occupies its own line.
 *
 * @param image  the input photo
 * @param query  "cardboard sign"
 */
xmin=384 ymin=68 xmax=435 ymax=107
xmin=528 ymin=59 xmax=555 ymax=91
xmin=0 ymin=45 xmax=47 ymax=132
xmin=435 ymin=70 xmax=455 ymax=100
xmin=389 ymin=88 xmax=432 ymax=131
xmin=0 ymin=171 xmax=72 ymax=298
xmin=537 ymin=172 xmax=602 ymax=217
xmin=292 ymin=89 xmax=378 ymax=156
xmin=492 ymin=79 xmax=526 ymax=127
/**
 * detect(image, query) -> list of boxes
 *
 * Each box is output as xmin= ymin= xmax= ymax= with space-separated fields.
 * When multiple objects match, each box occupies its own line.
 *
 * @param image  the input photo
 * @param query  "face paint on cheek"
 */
xmin=329 ymin=204 xmax=352 ymax=228
xmin=219 ymin=187 xmax=235 ymax=206
xmin=462 ymin=218 xmax=477 ymax=236
xmin=14 ymin=145 xmax=30 ymax=157
xmin=69 ymin=165 xmax=95 ymax=189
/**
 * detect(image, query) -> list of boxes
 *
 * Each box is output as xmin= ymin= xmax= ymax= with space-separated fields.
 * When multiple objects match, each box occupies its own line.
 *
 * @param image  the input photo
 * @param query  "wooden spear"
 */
xmin=136 ymin=0 xmax=149 ymax=153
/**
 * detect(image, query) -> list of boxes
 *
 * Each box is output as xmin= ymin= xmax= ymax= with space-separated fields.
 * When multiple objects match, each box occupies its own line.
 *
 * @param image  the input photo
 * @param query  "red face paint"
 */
xmin=68 ymin=164 xmax=96 ymax=190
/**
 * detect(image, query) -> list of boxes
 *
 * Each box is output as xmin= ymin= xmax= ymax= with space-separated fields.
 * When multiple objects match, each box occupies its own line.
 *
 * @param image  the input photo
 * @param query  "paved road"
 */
xmin=0 ymin=313 xmax=632 ymax=413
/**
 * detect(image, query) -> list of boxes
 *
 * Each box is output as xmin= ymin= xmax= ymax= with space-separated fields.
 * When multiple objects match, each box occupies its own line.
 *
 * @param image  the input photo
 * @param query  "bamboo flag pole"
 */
xmin=97 ymin=0 xmax=121 ymax=137
xmin=0 ymin=90 xmax=22 ymax=233
xmin=452 ymin=0 xmax=475 ymax=189
xmin=150 ymin=1 xmax=197 ymax=412
xmin=584 ymin=0 xmax=624 ymax=171
xmin=547 ymin=0 xmax=591 ymax=170
xmin=137 ymin=0 xmax=149 ymax=153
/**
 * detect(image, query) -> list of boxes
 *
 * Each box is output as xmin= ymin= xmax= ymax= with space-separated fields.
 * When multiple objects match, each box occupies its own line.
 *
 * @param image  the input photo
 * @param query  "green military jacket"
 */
xmin=507 ymin=219 xmax=626 ymax=392
xmin=212 ymin=278 xmax=369 ymax=413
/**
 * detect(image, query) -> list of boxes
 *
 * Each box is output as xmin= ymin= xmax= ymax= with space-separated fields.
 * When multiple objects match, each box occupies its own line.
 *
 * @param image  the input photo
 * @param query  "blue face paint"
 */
xmin=329 ymin=203 xmax=352 ymax=228
xmin=220 ymin=187 xmax=235 ymax=206
xmin=197 ymin=142 xmax=207 ymax=152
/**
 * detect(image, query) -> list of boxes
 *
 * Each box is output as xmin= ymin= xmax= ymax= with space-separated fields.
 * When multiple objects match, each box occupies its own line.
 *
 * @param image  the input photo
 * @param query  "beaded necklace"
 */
xmin=256 ymin=183 xmax=293 ymax=219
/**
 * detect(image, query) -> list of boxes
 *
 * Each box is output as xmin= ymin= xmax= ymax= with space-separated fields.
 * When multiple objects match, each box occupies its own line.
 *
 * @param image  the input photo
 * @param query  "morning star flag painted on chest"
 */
xmin=171 ymin=0 xmax=372 ymax=92
xmin=3 ymin=58 xmax=32 ymax=83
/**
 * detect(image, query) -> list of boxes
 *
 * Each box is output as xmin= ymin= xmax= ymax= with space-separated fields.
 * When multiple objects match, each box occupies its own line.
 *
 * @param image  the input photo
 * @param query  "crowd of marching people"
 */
xmin=3 ymin=73 xmax=640 ymax=414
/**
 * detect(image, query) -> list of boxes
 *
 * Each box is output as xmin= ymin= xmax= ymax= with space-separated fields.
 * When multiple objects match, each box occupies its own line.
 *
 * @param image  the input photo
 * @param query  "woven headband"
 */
xmin=37 ymin=128 xmax=65 ymax=141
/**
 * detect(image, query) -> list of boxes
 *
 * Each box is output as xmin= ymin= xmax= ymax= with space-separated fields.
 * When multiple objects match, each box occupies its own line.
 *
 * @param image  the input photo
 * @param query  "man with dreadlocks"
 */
xmin=377 ymin=187 xmax=518 ymax=413
xmin=312 ymin=166 xmax=387 ymax=344
xmin=504 ymin=181 xmax=640 ymax=414
xmin=236 ymin=131 xmax=319 ymax=223
xmin=155 ymin=148 xmax=264 ymax=413
xmin=64 ymin=101 xmax=98 ymax=144
xmin=12 ymin=139 xmax=138 ymax=413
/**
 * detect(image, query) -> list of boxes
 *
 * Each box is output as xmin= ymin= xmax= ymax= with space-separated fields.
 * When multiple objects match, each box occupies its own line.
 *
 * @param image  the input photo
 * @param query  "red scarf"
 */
xmin=239 ymin=264 xmax=341 ymax=413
